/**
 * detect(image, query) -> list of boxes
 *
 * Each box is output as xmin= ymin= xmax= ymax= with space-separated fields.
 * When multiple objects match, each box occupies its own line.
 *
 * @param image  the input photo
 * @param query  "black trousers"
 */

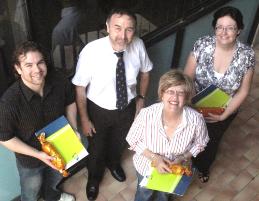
xmin=86 ymin=99 xmax=136 ymax=184
xmin=193 ymin=112 xmax=237 ymax=173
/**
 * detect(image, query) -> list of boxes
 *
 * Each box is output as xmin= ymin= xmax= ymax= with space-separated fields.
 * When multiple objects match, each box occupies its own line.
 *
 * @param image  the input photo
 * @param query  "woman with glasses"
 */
xmin=184 ymin=6 xmax=255 ymax=183
xmin=126 ymin=70 xmax=209 ymax=201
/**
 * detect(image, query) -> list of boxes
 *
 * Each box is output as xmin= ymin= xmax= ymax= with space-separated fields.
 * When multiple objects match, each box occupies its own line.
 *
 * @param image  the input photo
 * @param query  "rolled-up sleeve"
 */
xmin=126 ymin=109 xmax=147 ymax=155
xmin=189 ymin=115 xmax=209 ymax=157
xmin=139 ymin=39 xmax=153 ymax=73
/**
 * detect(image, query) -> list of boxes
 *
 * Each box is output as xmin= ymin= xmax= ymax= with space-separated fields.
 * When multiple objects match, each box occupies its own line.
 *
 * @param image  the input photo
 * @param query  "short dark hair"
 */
xmin=212 ymin=6 xmax=244 ymax=30
xmin=106 ymin=8 xmax=137 ymax=27
xmin=12 ymin=41 xmax=50 ymax=78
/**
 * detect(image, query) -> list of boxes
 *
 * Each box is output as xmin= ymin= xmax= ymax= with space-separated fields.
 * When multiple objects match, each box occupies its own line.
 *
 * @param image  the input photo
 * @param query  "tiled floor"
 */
xmin=61 ymin=44 xmax=259 ymax=201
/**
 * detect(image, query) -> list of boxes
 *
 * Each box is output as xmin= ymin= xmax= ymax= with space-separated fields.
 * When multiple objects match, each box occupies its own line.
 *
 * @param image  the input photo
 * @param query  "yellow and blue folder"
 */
xmin=192 ymin=84 xmax=230 ymax=108
xmin=35 ymin=116 xmax=88 ymax=169
xmin=140 ymin=167 xmax=195 ymax=196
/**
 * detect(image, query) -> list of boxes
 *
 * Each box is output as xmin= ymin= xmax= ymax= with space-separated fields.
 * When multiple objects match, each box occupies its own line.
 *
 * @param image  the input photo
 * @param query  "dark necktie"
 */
xmin=115 ymin=51 xmax=128 ymax=110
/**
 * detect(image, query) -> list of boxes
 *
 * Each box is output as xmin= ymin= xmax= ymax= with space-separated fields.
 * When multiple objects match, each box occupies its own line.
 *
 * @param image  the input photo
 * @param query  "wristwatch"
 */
xmin=137 ymin=94 xmax=145 ymax=99
xmin=181 ymin=153 xmax=188 ymax=162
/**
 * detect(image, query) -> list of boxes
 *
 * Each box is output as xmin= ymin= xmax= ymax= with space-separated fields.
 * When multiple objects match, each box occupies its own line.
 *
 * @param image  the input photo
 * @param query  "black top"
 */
xmin=0 ymin=71 xmax=75 ymax=168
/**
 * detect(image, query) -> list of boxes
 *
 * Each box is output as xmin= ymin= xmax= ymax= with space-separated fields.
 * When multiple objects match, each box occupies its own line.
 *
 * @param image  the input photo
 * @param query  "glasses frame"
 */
xmin=164 ymin=89 xmax=186 ymax=97
xmin=215 ymin=25 xmax=238 ymax=34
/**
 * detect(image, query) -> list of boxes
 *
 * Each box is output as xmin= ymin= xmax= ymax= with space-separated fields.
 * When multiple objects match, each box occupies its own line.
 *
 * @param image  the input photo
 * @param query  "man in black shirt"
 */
xmin=0 ymin=41 xmax=77 ymax=201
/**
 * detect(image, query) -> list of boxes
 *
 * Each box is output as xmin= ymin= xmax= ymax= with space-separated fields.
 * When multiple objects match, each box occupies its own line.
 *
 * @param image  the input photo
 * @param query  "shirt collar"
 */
xmin=158 ymin=103 xmax=188 ymax=139
xmin=19 ymin=80 xmax=35 ymax=101
xmin=158 ymin=103 xmax=187 ymax=126
xmin=19 ymin=77 xmax=53 ymax=101
xmin=106 ymin=36 xmax=135 ymax=55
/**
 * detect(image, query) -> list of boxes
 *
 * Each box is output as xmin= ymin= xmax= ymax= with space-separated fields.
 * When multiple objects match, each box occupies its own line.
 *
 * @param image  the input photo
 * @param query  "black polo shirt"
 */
xmin=0 ymin=71 xmax=75 ymax=168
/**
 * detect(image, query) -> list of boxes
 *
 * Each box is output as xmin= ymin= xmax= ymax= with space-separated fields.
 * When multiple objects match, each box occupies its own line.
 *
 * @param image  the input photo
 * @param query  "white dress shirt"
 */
xmin=72 ymin=36 xmax=153 ymax=110
xmin=126 ymin=102 xmax=209 ymax=176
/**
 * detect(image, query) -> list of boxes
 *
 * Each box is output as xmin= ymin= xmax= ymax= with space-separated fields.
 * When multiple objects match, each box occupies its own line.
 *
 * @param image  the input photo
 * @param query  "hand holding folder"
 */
xmin=35 ymin=116 xmax=89 ymax=177
xmin=38 ymin=132 xmax=69 ymax=177
xmin=140 ymin=166 xmax=195 ymax=196
xmin=191 ymin=85 xmax=230 ymax=116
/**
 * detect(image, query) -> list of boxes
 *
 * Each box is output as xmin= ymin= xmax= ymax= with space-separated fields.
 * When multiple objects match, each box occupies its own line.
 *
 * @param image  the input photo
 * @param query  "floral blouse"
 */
xmin=192 ymin=35 xmax=255 ymax=96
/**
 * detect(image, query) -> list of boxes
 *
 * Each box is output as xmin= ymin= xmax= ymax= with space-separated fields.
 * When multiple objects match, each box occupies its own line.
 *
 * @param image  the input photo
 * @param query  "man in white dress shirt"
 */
xmin=72 ymin=8 xmax=153 ymax=200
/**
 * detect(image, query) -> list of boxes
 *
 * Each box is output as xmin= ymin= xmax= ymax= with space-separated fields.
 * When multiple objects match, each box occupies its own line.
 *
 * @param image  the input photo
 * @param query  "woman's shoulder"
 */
xmin=195 ymin=35 xmax=214 ymax=45
xmin=193 ymin=35 xmax=215 ymax=53
xmin=235 ymin=40 xmax=256 ymax=68
xmin=184 ymin=106 xmax=204 ymax=121
xmin=236 ymin=40 xmax=255 ymax=55
xmin=184 ymin=106 xmax=201 ymax=114
xmin=143 ymin=102 xmax=162 ymax=111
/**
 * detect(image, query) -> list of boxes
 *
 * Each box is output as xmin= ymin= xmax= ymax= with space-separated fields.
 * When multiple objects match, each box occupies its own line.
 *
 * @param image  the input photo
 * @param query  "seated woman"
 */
xmin=184 ymin=6 xmax=255 ymax=183
xmin=126 ymin=70 xmax=209 ymax=201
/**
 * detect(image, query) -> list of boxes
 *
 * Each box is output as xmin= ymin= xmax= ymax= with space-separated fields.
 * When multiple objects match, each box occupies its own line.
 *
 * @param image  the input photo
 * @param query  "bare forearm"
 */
xmin=75 ymin=86 xmax=90 ymax=123
xmin=75 ymin=86 xmax=96 ymax=136
xmin=143 ymin=149 xmax=192 ymax=161
xmin=142 ymin=149 xmax=172 ymax=173
xmin=1 ymin=137 xmax=60 ymax=169
xmin=221 ymin=69 xmax=253 ymax=120
xmin=139 ymin=72 xmax=150 ymax=97
xmin=222 ymin=91 xmax=248 ymax=119
xmin=142 ymin=149 xmax=156 ymax=161
xmin=66 ymin=102 xmax=77 ymax=130
xmin=135 ymin=72 xmax=150 ymax=116
xmin=184 ymin=53 xmax=197 ymax=79
xmin=0 ymin=137 xmax=40 ymax=159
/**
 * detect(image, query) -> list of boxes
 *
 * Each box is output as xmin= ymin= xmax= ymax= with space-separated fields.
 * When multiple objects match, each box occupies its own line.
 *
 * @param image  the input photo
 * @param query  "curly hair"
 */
xmin=12 ymin=41 xmax=51 ymax=78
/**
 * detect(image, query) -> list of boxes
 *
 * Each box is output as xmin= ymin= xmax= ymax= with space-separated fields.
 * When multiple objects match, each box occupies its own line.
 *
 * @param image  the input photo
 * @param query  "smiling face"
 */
xmin=162 ymin=85 xmax=187 ymax=113
xmin=215 ymin=15 xmax=240 ymax=47
xmin=15 ymin=51 xmax=47 ymax=92
xmin=106 ymin=13 xmax=135 ymax=51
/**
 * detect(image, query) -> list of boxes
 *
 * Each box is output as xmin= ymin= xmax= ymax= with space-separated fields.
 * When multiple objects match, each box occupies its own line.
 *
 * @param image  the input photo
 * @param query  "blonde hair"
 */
xmin=158 ymin=70 xmax=194 ymax=103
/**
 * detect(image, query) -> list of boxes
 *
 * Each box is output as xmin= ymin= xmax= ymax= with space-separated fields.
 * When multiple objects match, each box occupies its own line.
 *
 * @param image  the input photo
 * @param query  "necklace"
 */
xmin=162 ymin=111 xmax=182 ymax=130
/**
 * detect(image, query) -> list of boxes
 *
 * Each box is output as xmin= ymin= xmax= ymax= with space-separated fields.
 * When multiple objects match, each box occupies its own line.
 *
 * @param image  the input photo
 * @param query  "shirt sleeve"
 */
xmin=192 ymin=37 xmax=202 ymax=60
xmin=72 ymin=46 xmax=92 ymax=87
xmin=192 ymin=35 xmax=212 ymax=62
xmin=245 ymin=48 xmax=256 ymax=70
xmin=138 ymin=38 xmax=153 ymax=73
xmin=189 ymin=114 xmax=209 ymax=157
xmin=126 ymin=109 xmax=147 ymax=155
xmin=64 ymin=77 xmax=75 ymax=106
xmin=0 ymin=101 xmax=15 ymax=141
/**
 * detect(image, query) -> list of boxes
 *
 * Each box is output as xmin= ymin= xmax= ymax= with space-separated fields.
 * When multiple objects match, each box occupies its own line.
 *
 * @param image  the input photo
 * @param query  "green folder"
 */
xmin=192 ymin=85 xmax=231 ymax=108
xmin=35 ymin=116 xmax=88 ymax=169
xmin=145 ymin=168 xmax=182 ymax=193
xmin=46 ymin=125 xmax=86 ymax=167
xmin=141 ymin=167 xmax=195 ymax=196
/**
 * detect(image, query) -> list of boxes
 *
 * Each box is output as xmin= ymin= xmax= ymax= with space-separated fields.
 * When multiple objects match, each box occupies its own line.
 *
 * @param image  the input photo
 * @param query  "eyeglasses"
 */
xmin=215 ymin=25 xmax=237 ymax=33
xmin=164 ymin=89 xmax=185 ymax=97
